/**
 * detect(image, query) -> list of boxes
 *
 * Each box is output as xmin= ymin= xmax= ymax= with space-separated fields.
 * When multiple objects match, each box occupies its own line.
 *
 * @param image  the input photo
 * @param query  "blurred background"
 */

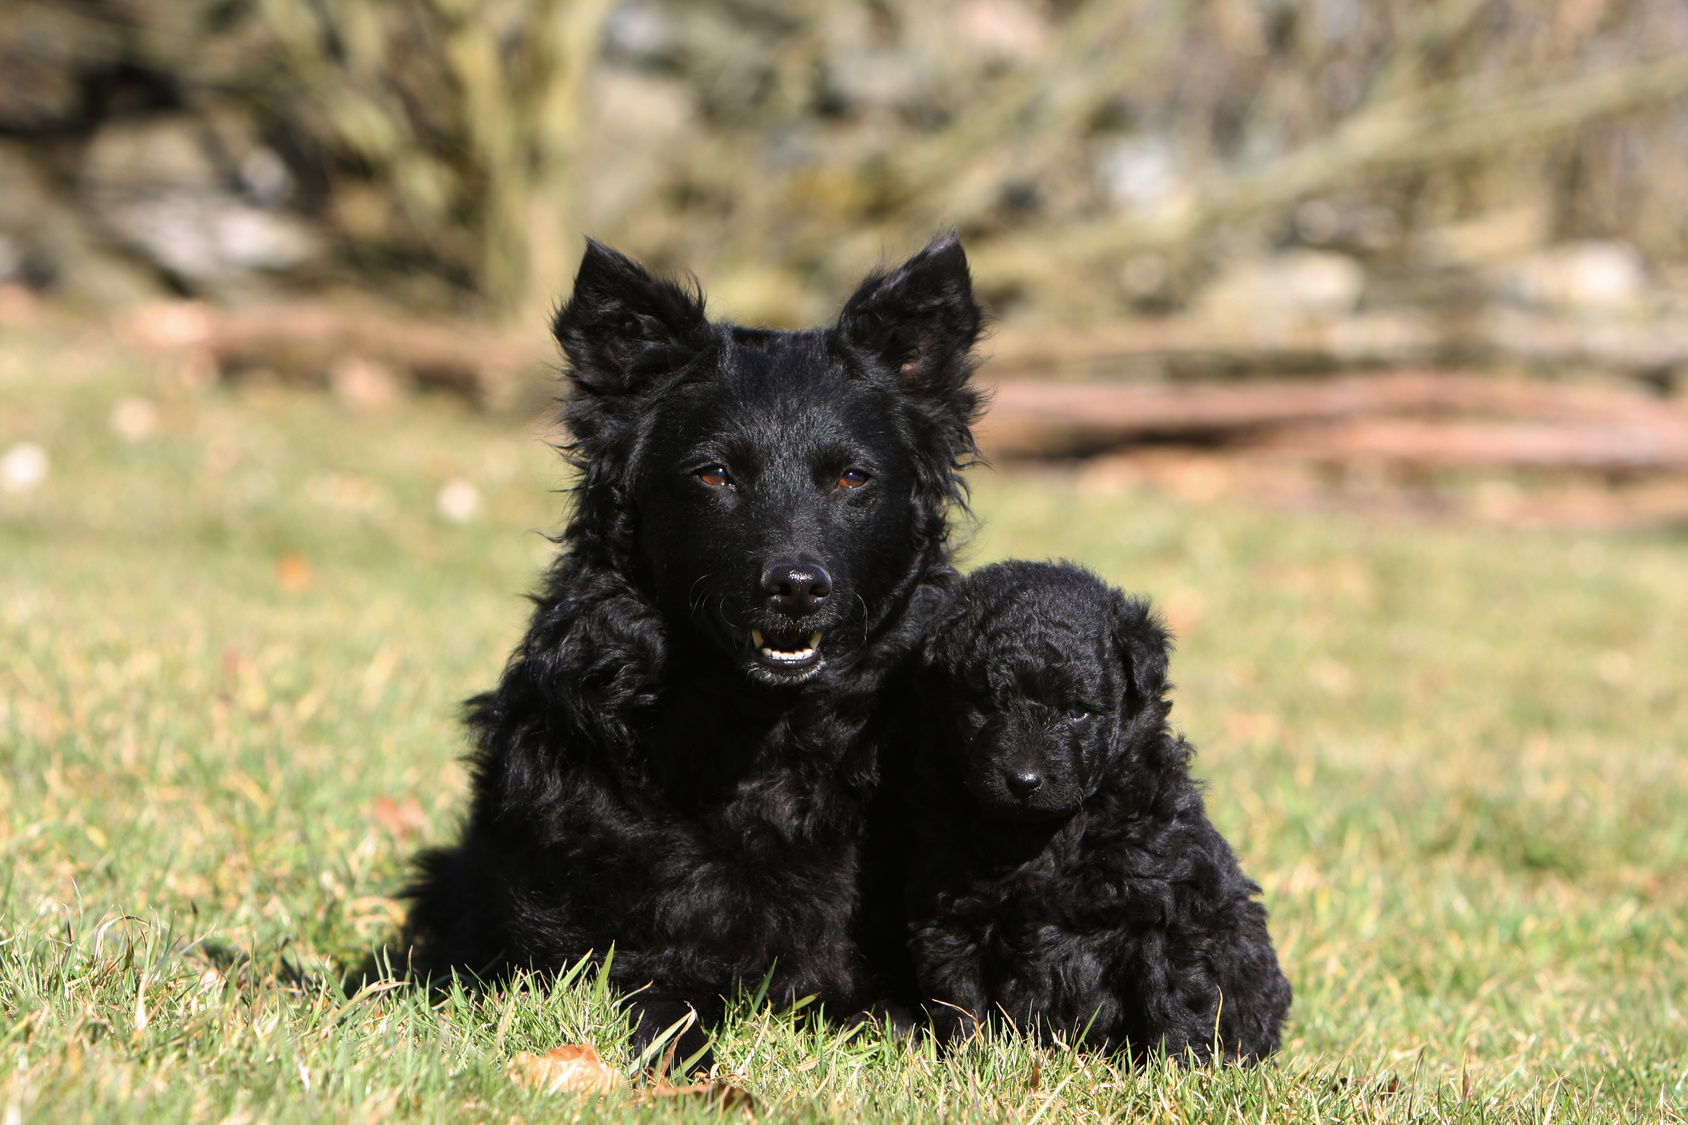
xmin=9 ymin=0 xmax=1688 ymax=527
xmin=4 ymin=0 xmax=1688 ymax=526
xmin=3 ymin=6 xmax=1687 ymax=1115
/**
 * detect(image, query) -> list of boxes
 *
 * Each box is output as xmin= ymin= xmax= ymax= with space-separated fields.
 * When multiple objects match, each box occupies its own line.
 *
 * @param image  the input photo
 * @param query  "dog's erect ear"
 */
xmin=1112 ymin=593 xmax=1171 ymax=708
xmin=836 ymin=232 xmax=982 ymax=395
xmin=552 ymin=239 xmax=710 ymax=397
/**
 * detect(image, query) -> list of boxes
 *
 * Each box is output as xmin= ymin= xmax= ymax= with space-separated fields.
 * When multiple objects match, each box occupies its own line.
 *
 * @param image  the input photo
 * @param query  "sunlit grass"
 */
xmin=2 ymin=318 xmax=1685 ymax=1122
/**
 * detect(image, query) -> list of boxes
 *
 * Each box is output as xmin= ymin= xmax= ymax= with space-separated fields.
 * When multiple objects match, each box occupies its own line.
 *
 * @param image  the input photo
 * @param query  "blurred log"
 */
xmin=1257 ymin=418 xmax=1688 ymax=471
xmin=977 ymin=369 xmax=1688 ymax=465
xmin=988 ymin=312 xmax=1688 ymax=380
xmin=124 ymin=300 xmax=548 ymax=406
xmin=988 ymin=315 xmax=1441 ymax=374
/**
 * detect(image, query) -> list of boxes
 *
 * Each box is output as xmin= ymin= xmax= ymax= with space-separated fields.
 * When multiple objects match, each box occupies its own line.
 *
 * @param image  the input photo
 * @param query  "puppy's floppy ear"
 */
xmin=552 ymin=239 xmax=711 ymax=398
xmin=836 ymin=232 xmax=983 ymax=396
xmin=1111 ymin=592 xmax=1172 ymax=707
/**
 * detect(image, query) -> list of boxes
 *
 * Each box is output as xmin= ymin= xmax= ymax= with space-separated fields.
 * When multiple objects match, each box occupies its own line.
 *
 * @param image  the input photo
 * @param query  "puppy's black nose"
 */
xmin=1003 ymin=769 xmax=1043 ymax=798
xmin=761 ymin=562 xmax=832 ymax=616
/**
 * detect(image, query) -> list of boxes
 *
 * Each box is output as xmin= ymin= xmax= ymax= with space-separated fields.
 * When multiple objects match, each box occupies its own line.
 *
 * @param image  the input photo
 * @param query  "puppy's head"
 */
xmin=929 ymin=561 xmax=1170 ymax=821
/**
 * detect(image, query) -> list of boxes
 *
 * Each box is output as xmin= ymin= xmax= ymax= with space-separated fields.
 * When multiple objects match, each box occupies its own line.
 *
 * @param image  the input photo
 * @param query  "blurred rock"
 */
xmin=603 ymin=1 xmax=682 ymax=67
xmin=1095 ymin=135 xmax=1184 ymax=213
xmin=79 ymin=115 xmax=321 ymax=293
xmin=1492 ymin=241 xmax=1650 ymax=317
xmin=578 ymin=68 xmax=697 ymax=232
xmin=238 ymin=147 xmax=295 ymax=210
xmin=819 ymin=50 xmax=927 ymax=115
xmin=1195 ymin=250 xmax=1366 ymax=324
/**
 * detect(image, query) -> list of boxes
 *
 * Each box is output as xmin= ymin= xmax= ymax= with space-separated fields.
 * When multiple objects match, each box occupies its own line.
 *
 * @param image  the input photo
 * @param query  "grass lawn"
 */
xmin=2 ymin=315 xmax=1685 ymax=1123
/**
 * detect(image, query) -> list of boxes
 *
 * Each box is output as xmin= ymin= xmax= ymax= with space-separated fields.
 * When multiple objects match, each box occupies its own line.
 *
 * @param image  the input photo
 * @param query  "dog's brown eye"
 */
xmin=697 ymin=465 xmax=731 ymax=488
xmin=1067 ymin=708 xmax=1090 ymax=722
xmin=838 ymin=468 xmax=869 ymax=489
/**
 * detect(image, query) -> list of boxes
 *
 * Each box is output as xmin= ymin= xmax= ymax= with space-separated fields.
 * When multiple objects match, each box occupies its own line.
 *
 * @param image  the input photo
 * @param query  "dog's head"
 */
xmin=552 ymin=235 xmax=982 ymax=686
xmin=928 ymin=561 xmax=1171 ymax=821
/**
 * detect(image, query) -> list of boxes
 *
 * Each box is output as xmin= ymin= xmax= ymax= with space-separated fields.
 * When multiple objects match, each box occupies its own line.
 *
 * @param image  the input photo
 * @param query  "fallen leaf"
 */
xmin=371 ymin=795 xmax=426 ymax=839
xmin=275 ymin=553 xmax=312 ymax=592
xmin=1028 ymin=1060 xmax=1041 ymax=1091
xmin=641 ymin=1081 xmax=756 ymax=1112
xmin=507 ymin=1043 xmax=626 ymax=1097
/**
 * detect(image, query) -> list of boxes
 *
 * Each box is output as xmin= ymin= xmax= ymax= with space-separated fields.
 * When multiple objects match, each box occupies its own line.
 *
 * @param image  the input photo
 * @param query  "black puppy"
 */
xmin=398 ymin=235 xmax=982 ymax=1071
xmin=903 ymin=560 xmax=1291 ymax=1063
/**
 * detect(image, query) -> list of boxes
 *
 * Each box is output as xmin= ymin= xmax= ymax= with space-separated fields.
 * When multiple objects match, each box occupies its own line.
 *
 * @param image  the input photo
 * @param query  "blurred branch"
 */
xmin=1360 ymin=0 xmax=1491 ymax=107
xmin=980 ymin=369 xmax=1688 ymax=469
xmin=914 ymin=0 xmax=1206 ymax=233
xmin=894 ymin=0 xmax=1204 ymax=211
xmin=970 ymin=50 xmax=1688 ymax=290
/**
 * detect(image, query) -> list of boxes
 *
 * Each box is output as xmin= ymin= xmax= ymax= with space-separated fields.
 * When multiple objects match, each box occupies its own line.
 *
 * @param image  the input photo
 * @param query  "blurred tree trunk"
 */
xmin=257 ymin=0 xmax=613 ymax=320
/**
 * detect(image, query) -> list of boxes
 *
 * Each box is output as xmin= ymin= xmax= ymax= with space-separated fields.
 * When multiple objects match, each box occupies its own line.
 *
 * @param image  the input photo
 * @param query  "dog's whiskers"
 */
xmin=686 ymin=572 xmax=718 ymax=614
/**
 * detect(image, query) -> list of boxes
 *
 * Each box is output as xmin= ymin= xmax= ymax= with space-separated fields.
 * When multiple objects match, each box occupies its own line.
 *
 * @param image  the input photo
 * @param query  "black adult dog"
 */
xmin=902 ymin=561 xmax=1291 ymax=1063
xmin=400 ymin=235 xmax=983 ymax=1069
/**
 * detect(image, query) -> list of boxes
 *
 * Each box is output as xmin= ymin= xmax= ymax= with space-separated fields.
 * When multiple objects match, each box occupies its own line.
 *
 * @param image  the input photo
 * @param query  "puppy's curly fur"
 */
xmin=902 ymin=561 xmax=1292 ymax=1062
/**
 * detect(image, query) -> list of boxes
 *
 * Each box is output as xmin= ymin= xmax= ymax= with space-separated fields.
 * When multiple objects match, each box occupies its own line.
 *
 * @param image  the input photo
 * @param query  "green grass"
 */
xmin=2 ymin=315 xmax=1686 ymax=1123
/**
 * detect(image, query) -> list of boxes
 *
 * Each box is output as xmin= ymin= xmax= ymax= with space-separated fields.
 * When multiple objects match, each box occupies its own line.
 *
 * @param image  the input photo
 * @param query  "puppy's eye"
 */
xmin=696 ymin=464 xmax=732 ymax=488
xmin=1066 ymin=708 xmax=1091 ymax=722
xmin=837 ymin=468 xmax=870 ymax=489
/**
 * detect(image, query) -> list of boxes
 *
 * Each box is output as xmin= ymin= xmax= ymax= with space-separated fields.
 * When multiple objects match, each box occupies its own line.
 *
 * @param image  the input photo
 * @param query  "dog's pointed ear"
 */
xmin=552 ymin=239 xmax=710 ymax=397
xmin=836 ymin=232 xmax=982 ymax=395
xmin=1112 ymin=593 xmax=1171 ymax=708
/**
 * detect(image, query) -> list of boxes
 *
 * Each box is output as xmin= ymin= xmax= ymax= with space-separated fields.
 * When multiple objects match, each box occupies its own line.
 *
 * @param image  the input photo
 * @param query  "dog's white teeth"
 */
xmin=809 ymin=632 xmax=823 ymax=648
xmin=751 ymin=628 xmax=765 ymax=647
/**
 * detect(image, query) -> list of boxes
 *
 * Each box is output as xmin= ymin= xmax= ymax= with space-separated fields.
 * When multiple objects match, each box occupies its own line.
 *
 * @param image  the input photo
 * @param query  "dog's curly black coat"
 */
xmin=902 ymin=561 xmax=1291 ymax=1063
xmin=400 ymin=235 xmax=983 ymax=1067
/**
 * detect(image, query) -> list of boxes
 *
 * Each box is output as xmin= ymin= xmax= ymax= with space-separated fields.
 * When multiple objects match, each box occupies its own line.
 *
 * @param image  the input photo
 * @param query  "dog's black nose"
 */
xmin=1003 ymin=769 xmax=1043 ymax=798
xmin=761 ymin=562 xmax=832 ymax=615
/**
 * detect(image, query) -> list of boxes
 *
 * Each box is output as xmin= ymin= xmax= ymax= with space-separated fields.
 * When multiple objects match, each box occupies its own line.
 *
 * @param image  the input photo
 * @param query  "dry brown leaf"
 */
xmin=507 ymin=1043 xmax=626 ymax=1097
xmin=275 ymin=553 xmax=312 ymax=592
xmin=371 ymin=795 xmax=426 ymax=839
xmin=640 ymin=1081 xmax=756 ymax=1113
